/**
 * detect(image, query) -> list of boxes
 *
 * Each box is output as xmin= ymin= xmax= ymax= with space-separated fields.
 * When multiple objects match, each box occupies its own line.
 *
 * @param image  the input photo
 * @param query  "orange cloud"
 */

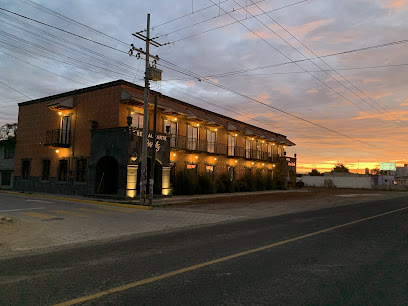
xmin=256 ymin=92 xmax=271 ymax=103
xmin=306 ymin=88 xmax=318 ymax=94
xmin=400 ymin=99 xmax=408 ymax=106
xmin=273 ymin=84 xmax=291 ymax=94
xmin=287 ymin=19 xmax=334 ymax=37
xmin=384 ymin=0 xmax=408 ymax=10
xmin=184 ymin=81 xmax=195 ymax=87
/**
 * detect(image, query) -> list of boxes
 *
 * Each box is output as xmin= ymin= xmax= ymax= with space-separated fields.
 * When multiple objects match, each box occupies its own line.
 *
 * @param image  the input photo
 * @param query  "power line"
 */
xmin=0 ymin=81 xmax=31 ymax=99
xmin=209 ymin=0 xmax=394 ymax=129
xmin=157 ymin=0 xmax=310 ymax=43
xmin=18 ymin=0 xmax=130 ymax=47
xmin=156 ymin=60 xmax=378 ymax=149
xmin=151 ymin=0 xmax=229 ymax=29
xmin=161 ymin=62 xmax=408 ymax=81
xmin=0 ymin=7 xmax=129 ymax=54
xmin=245 ymin=0 xmax=407 ymax=127
xmin=0 ymin=50 xmax=90 ymax=86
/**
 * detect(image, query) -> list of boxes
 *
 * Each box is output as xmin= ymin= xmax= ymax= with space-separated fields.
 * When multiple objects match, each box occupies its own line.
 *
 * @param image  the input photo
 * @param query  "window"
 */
xmin=187 ymin=125 xmax=198 ymax=150
xmin=58 ymin=159 xmax=68 ymax=181
xmin=227 ymin=135 xmax=236 ymax=156
xmin=131 ymin=112 xmax=144 ymax=129
xmin=1 ymin=171 xmax=11 ymax=186
xmin=60 ymin=116 xmax=71 ymax=145
xmin=4 ymin=143 xmax=15 ymax=159
xmin=41 ymin=160 xmax=51 ymax=181
xmin=267 ymin=144 xmax=273 ymax=160
xmin=186 ymin=163 xmax=198 ymax=175
xmin=164 ymin=120 xmax=177 ymax=147
xmin=245 ymin=139 xmax=252 ymax=158
xmin=205 ymin=165 xmax=214 ymax=173
xmin=21 ymin=160 xmax=30 ymax=179
xmin=207 ymin=130 xmax=216 ymax=153
xmin=76 ymin=158 xmax=87 ymax=182
xmin=256 ymin=141 xmax=262 ymax=159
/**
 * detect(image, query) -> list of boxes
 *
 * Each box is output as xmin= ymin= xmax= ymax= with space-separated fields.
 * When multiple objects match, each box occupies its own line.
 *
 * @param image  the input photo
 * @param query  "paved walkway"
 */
xmin=0 ymin=192 xmax=242 ymax=259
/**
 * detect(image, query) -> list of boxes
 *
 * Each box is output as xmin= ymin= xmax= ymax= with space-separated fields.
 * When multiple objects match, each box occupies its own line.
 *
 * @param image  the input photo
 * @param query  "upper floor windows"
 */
xmin=131 ymin=112 xmax=143 ymax=129
xmin=206 ymin=129 xmax=216 ymax=153
xmin=187 ymin=125 xmax=198 ymax=150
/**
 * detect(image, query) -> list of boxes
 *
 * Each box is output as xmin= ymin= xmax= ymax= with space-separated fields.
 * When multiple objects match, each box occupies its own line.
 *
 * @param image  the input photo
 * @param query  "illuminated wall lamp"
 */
xmin=55 ymin=149 xmax=59 ymax=153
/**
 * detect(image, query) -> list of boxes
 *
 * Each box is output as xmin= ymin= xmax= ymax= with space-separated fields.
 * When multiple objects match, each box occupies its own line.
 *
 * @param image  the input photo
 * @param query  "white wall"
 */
xmin=302 ymin=175 xmax=372 ymax=189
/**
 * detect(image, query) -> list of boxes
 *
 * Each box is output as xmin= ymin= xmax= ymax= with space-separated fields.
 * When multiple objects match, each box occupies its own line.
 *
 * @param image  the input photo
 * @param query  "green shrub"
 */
xmin=216 ymin=173 xmax=235 ymax=193
xmin=174 ymin=169 xmax=197 ymax=195
xmin=197 ymin=173 xmax=217 ymax=194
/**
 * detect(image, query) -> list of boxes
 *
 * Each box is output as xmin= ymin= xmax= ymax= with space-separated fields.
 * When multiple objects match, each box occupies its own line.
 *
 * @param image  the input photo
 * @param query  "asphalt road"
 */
xmin=1 ymin=195 xmax=408 ymax=305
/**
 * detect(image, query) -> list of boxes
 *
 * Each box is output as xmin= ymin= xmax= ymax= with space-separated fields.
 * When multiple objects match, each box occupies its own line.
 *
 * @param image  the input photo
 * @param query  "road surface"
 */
xmin=1 ymin=194 xmax=408 ymax=305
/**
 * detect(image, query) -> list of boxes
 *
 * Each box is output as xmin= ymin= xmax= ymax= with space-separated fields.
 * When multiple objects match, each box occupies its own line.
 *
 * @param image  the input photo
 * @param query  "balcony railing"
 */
xmin=245 ymin=149 xmax=271 ymax=161
xmin=45 ymin=129 xmax=70 ymax=148
xmin=170 ymin=135 xmax=226 ymax=155
xmin=227 ymin=146 xmax=246 ymax=158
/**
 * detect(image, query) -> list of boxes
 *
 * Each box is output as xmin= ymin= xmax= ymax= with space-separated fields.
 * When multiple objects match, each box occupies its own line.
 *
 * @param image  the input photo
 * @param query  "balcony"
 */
xmin=45 ymin=129 xmax=71 ymax=148
xmin=245 ymin=149 xmax=271 ymax=161
xmin=170 ymin=135 xmax=226 ymax=155
xmin=227 ymin=146 xmax=245 ymax=158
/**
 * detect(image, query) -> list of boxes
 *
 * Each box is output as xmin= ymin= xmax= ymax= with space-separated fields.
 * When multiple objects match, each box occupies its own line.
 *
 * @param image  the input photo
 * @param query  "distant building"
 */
xmin=13 ymin=80 xmax=295 ymax=197
xmin=0 ymin=138 xmax=15 ymax=189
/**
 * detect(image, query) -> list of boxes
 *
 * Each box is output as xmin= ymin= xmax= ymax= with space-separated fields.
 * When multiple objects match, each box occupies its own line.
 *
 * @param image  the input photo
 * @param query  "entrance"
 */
xmin=95 ymin=156 xmax=119 ymax=194
xmin=137 ymin=158 xmax=162 ymax=195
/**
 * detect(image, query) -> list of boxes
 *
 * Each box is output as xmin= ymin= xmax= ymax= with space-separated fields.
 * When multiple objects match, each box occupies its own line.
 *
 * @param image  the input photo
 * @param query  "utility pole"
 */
xmin=129 ymin=14 xmax=163 ymax=205
xmin=149 ymin=93 xmax=158 ymax=205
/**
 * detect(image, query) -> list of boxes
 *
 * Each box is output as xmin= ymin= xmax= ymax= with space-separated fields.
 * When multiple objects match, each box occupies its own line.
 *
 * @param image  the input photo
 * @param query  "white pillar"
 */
xmin=162 ymin=166 xmax=172 ymax=196
xmin=126 ymin=165 xmax=139 ymax=198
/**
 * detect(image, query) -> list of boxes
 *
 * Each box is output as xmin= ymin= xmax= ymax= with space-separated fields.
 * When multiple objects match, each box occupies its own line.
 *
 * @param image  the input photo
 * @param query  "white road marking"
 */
xmin=0 ymin=207 xmax=46 ymax=213
xmin=25 ymin=199 xmax=54 ymax=203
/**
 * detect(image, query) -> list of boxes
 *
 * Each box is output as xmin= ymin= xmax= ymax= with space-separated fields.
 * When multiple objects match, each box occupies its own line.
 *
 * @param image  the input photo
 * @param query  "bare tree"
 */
xmin=0 ymin=123 xmax=17 ymax=140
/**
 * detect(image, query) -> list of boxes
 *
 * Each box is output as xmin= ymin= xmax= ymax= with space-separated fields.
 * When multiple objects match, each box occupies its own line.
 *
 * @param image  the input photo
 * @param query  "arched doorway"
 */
xmin=137 ymin=158 xmax=163 ymax=195
xmin=95 ymin=156 xmax=119 ymax=194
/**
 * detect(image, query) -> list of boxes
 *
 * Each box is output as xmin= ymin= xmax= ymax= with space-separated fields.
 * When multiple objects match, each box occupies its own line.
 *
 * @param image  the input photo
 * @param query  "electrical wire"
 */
xmin=209 ymin=0 xmax=394 ymax=129
xmin=0 ymin=81 xmax=31 ymax=99
xmin=245 ymin=0 xmax=407 ymax=127
xmin=157 ymin=0 xmax=310 ymax=42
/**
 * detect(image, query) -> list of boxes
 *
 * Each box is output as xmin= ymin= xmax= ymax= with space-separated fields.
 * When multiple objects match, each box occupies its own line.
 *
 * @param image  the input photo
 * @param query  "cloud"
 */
xmin=306 ymin=88 xmax=318 ymax=94
xmin=273 ymin=84 xmax=291 ymax=94
xmin=400 ymin=99 xmax=408 ymax=106
xmin=184 ymin=81 xmax=195 ymax=87
xmin=286 ymin=19 xmax=335 ymax=38
xmin=383 ymin=0 xmax=408 ymax=11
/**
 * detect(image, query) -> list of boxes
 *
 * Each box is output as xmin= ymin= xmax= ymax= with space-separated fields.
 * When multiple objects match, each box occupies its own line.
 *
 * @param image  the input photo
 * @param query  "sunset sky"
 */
xmin=1 ymin=0 xmax=408 ymax=173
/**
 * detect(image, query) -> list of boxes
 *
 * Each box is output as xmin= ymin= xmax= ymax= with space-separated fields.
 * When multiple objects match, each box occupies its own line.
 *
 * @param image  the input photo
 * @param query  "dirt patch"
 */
xmin=163 ymin=188 xmax=407 ymax=218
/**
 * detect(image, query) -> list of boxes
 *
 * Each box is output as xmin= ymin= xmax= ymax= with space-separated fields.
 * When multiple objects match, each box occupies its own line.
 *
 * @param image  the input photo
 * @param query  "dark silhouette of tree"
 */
xmin=309 ymin=168 xmax=323 ymax=176
xmin=332 ymin=163 xmax=349 ymax=173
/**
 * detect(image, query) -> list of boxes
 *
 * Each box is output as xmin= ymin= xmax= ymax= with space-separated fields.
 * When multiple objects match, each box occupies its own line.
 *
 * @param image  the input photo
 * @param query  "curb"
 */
xmin=0 ymin=191 xmax=152 ymax=210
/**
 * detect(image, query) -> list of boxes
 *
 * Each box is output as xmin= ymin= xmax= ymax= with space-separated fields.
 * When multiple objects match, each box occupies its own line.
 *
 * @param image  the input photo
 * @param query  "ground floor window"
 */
xmin=186 ymin=164 xmax=198 ymax=175
xmin=75 ymin=158 xmax=87 ymax=182
xmin=41 ymin=159 xmax=51 ymax=181
xmin=1 ymin=171 xmax=11 ymax=186
xmin=58 ymin=159 xmax=68 ymax=181
xmin=21 ymin=160 xmax=30 ymax=179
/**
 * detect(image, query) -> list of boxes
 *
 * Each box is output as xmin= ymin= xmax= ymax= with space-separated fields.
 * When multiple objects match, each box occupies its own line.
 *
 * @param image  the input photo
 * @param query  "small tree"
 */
xmin=332 ymin=163 xmax=349 ymax=173
xmin=0 ymin=123 xmax=17 ymax=140
xmin=309 ymin=168 xmax=323 ymax=176
xmin=371 ymin=168 xmax=382 ymax=175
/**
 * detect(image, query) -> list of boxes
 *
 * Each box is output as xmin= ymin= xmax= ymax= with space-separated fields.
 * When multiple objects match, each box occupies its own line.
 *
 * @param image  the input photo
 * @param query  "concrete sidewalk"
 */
xmin=0 ymin=189 xmax=307 ymax=208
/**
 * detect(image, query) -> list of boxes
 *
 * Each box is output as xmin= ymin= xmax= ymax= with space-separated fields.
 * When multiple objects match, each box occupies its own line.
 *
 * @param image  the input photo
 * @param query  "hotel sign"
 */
xmin=132 ymin=128 xmax=168 ymax=152
xmin=380 ymin=162 xmax=396 ymax=171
